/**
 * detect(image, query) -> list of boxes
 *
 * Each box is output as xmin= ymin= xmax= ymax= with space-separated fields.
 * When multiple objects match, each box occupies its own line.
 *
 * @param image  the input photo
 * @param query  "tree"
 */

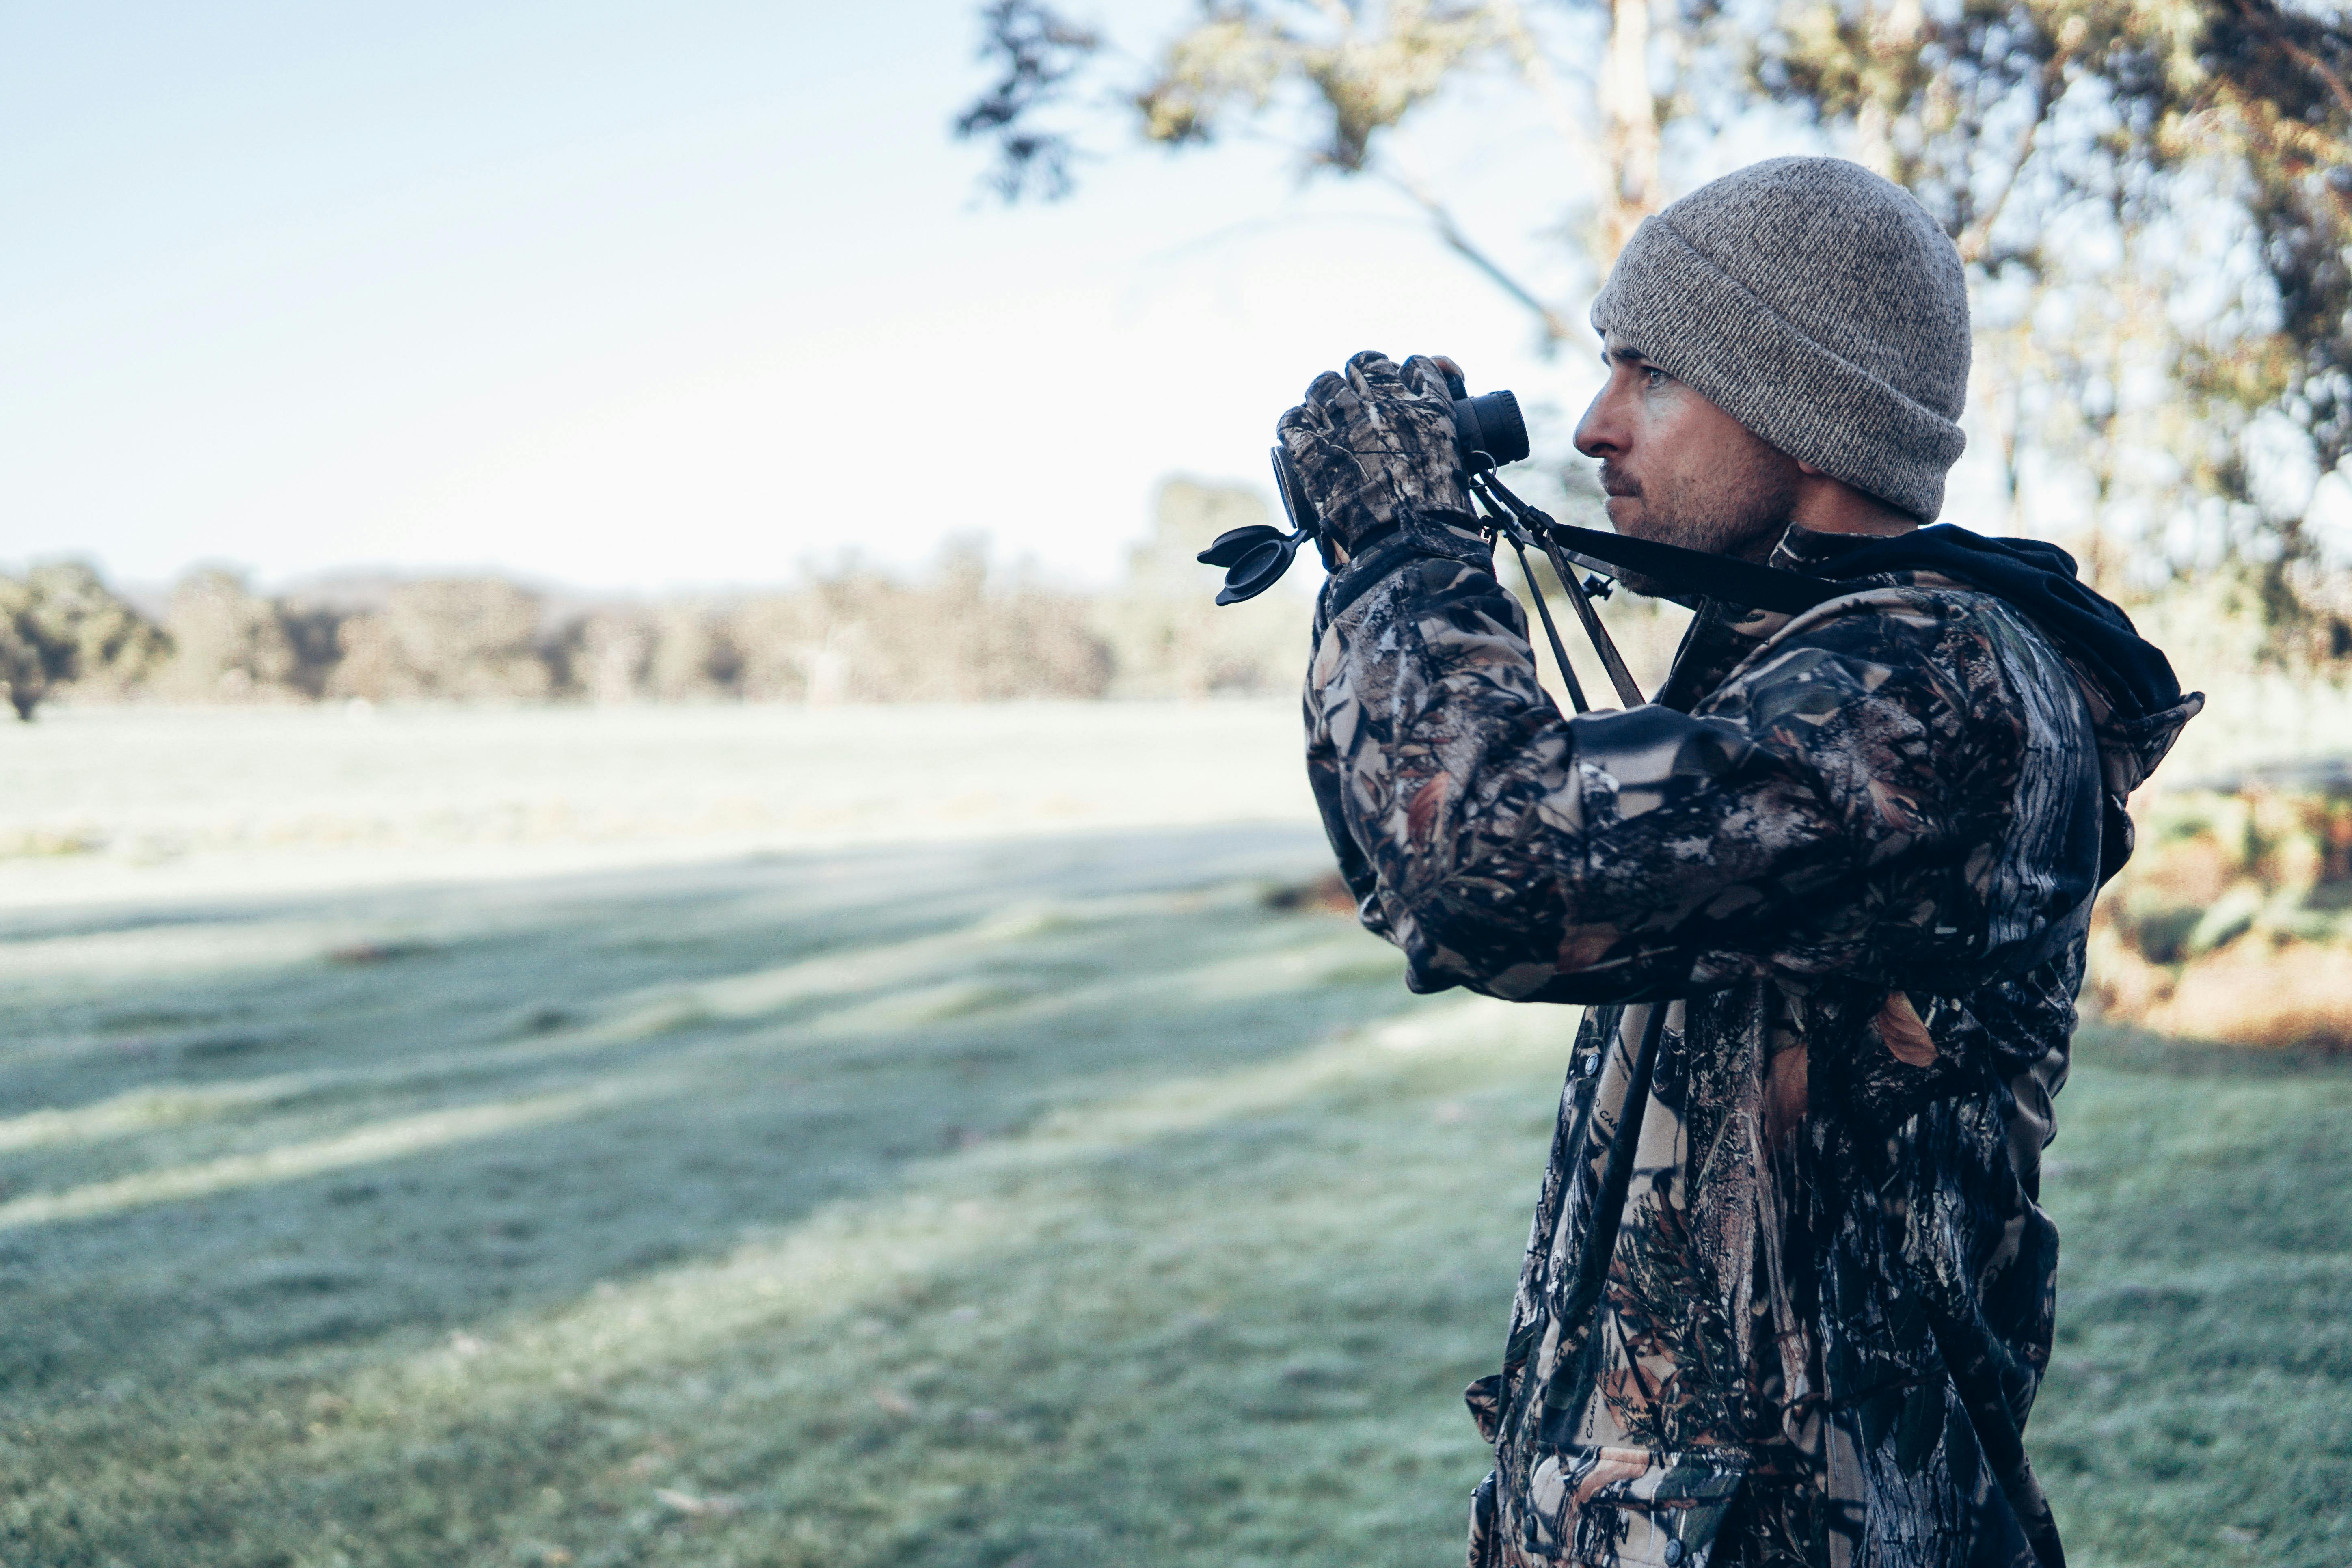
xmin=647 ymin=603 xmax=741 ymax=701
xmin=560 ymin=602 xmax=741 ymax=705
xmin=957 ymin=0 xmax=1687 ymax=337
xmin=1747 ymin=0 xmax=2352 ymax=635
xmin=727 ymin=540 xmax=1112 ymax=704
xmin=958 ymin=0 xmax=2352 ymax=649
xmin=0 ymin=562 xmax=171 ymax=720
xmin=157 ymin=568 xmax=307 ymax=702
xmin=328 ymin=578 xmax=556 ymax=703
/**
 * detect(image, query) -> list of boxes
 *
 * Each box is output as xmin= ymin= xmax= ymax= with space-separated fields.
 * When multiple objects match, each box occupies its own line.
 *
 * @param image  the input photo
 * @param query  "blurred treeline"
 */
xmin=0 ymin=482 xmax=1308 ymax=719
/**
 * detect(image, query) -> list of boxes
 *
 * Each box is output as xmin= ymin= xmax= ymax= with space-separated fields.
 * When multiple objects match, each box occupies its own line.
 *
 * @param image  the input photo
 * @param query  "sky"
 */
xmin=0 ymin=2 xmax=1665 ymax=594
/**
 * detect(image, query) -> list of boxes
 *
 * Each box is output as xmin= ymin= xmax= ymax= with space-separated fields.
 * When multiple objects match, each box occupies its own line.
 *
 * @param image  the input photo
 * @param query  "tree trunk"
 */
xmin=1597 ymin=0 xmax=1661 ymax=264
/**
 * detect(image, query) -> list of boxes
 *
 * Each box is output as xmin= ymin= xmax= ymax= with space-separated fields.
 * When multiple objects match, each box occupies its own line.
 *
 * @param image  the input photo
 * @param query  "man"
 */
xmin=1276 ymin=158 xmax=2201 ymax=1567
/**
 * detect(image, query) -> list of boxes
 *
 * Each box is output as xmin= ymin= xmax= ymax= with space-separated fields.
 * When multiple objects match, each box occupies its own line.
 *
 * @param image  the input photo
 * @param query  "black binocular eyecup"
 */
xmin=1452 ymin=389 xmax=1529 ymax=471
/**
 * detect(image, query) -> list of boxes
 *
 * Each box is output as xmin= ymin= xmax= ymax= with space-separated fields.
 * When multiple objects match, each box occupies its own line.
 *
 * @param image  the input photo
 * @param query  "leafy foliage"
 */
xmin=954 ymin=0 xmax=1103 ymax=200
xmin=1133 ymin=1 xmax=1513 ymax=171
xmin=329 ymin=579 xmax=557 ymax=703
xmin=0 ymin=563 xmax=170 ymax=720
xmin=956 ymin=0 xmax=2352 ymax=654
xmin=1747 ymin=0 xmax=2352 ymax=624
xmin=158 ymin=568 xmax=324 ymax=702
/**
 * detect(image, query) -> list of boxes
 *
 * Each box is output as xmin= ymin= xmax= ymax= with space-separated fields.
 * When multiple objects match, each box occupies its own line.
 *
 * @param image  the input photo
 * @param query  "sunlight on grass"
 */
xmin=214 ymin=1007 xmax=1533 ymax=1446
xmin=0 ymin=916 xmax=385 ymax=980
xmin=523 ymin=887 xmax=1264 ymax=1050
xmin=0 ymin=1088 xmax=617 ymax=1231
xmin=1003 ymin=994 xmax=1515 ymax=1153
xmin=0 ymin=1077 xmax=300 ymax=1152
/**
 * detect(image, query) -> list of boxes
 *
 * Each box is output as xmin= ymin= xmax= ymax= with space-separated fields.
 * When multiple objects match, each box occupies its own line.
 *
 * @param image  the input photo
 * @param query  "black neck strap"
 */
xmin=1540 ymin=524 xmax=1840 ymax=616
xmin=1319 ymin=518 xmax=1849 ymax=628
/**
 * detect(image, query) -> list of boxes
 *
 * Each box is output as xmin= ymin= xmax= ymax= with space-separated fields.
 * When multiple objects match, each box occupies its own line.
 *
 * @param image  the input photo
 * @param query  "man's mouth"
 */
xmin=1598 ymin=464 xmax=1641 ymax=499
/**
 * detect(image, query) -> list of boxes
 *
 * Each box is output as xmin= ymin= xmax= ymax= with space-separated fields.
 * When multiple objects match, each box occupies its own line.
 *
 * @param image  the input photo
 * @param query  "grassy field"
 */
xmin=0 ymin=706 xmax=2346 ymax=1567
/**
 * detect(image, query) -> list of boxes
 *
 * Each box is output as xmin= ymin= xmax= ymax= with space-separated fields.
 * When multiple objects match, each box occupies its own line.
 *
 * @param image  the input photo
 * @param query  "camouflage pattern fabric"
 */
xmin=1274 ymin=351 xmax=1495 ymax=566
xmin=1302 ymin=525 xmax=2200 ymax=1568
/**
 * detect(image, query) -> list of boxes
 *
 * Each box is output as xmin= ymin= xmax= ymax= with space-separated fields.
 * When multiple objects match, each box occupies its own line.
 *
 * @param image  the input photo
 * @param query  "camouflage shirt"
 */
xmin=1301 ymin=524 xmax=2199 ymax=1568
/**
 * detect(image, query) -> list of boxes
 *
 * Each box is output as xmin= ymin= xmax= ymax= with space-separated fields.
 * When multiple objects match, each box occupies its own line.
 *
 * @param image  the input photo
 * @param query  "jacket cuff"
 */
xmin=1320 ymin=514 xmax=1492 ymax=621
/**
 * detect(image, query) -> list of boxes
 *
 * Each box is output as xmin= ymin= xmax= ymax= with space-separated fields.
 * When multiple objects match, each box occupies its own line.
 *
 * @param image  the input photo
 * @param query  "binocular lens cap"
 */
xmin=1197 ymin=524 xmax=1286 ymax=568
xmin=1214 ymin=536 xmax=1297 ymax=605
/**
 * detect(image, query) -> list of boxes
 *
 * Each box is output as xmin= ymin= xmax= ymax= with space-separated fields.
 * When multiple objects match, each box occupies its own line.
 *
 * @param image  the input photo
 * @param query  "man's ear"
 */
xmin=1795 ymin=458 xmax=1827 ymax=477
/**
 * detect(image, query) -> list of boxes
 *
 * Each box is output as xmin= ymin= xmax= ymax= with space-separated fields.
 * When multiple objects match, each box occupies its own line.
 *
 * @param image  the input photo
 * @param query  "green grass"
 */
xmin=2032 ymin=1030 xmax=2352 ymax=1566
xmin=0 ymin=825 xmax=2345 ymax=1567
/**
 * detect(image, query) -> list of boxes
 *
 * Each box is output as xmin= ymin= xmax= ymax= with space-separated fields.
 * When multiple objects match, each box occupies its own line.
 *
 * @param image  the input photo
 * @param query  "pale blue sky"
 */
xmin=2 ymin=2 xmax=1637 ymax=592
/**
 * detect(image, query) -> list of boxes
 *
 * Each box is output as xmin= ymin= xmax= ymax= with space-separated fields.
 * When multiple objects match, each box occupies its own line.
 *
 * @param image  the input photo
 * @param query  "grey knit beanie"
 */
xmin=1591 ymin=156 xmax=1971 ymax=521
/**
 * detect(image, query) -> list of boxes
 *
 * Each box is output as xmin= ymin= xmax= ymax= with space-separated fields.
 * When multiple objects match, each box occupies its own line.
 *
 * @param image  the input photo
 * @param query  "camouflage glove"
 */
xmin=1275 ymin=351 xmax=1489 ymax=567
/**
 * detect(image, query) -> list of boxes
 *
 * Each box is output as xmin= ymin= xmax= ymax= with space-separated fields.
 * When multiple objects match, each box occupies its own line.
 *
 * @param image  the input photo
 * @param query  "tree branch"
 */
xmin=1374 ymin=163 xmax=1579 ymax=344
xmin=1486 ymin=0 xmax=1600 ymax=156
xmin=2231 ymin=0 xmax=2352 ymax=123
xmin=954 ymin=0 xmax=1103 ymax=201
xmin=1955 ymin=44 xmax=2072 ymax=264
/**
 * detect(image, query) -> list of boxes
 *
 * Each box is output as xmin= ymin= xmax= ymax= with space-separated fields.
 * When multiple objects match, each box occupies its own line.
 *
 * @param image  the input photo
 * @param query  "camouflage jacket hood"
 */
xmin=1786 ymin=525 xmax=2183 ymax=726
xmin=1762 ymin=525 xmax=2194 ymax=849
xmin=1301 ymin=524 xmax=2199 ymax=1568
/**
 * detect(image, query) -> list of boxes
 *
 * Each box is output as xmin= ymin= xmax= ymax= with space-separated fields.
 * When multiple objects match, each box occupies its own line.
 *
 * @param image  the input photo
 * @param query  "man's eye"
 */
xmin=1642 ymin=366 xmax=1670 ymax=389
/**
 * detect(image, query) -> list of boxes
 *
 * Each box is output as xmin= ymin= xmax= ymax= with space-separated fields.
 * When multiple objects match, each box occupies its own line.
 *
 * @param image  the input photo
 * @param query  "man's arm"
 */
xmin=1306 ymin=551 xmax=2007 ymax=1003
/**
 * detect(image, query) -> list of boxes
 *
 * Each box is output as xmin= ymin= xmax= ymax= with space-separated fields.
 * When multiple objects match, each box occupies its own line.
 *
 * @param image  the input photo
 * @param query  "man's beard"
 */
xmin=1599 ymin=458 xmax=1797 ymax=598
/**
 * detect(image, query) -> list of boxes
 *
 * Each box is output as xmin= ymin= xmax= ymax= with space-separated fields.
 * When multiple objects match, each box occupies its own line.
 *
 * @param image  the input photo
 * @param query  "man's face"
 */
xmin=1572 ymin=335 xmax=1798 ymax=564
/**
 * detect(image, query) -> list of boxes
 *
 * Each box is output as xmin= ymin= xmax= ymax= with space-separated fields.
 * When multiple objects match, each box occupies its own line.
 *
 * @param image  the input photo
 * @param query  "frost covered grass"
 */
xmin=0 ymin=704 xmax=2343 ymax=1566
xmin=0 ymin=702 xmax=1319 ymax=909
xmin=2034 ymin=1030 xmax=2352 ymax=1567
xmin=0 ymin=821 xmax=1545 ymax=1568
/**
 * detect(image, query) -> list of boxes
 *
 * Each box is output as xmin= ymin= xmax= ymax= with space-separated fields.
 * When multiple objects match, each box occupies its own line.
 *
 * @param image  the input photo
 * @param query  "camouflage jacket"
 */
xmin=1302 ymin=525 xmax=2199 ymax=1568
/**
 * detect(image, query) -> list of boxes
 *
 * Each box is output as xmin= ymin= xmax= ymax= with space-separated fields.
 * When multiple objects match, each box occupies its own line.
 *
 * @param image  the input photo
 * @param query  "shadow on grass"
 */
xmin=0 ymin=825 xmax=1571 ymax=1568
xmin=6 ymin=838 xmax=2351 ymax=1567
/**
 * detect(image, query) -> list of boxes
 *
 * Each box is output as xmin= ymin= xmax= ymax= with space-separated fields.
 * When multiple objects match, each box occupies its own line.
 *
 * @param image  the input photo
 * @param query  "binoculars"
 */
xmin=1204 ymin=369 xmax=1529 ymax=606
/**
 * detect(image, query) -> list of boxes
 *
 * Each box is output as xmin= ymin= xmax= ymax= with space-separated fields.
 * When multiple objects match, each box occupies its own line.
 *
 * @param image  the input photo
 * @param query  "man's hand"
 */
xmin=1276 ymin=351 xmax=1485 ymax=564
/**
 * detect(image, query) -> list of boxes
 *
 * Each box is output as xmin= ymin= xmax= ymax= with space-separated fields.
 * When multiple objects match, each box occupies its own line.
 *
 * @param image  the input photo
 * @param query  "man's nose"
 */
xmin=1573 ymin=383 xmax=1624 ymax=460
